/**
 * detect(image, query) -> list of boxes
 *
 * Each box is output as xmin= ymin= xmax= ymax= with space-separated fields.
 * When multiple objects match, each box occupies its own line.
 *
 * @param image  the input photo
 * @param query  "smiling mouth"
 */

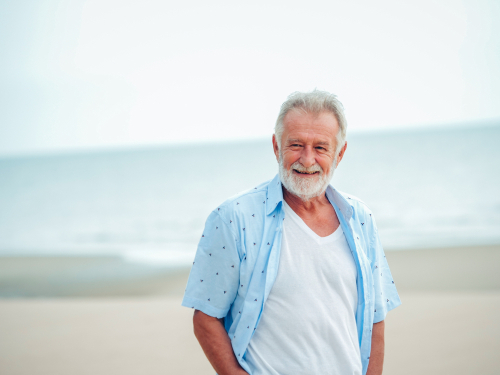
xmin=293 ymin=170 xmax=319 ymax=175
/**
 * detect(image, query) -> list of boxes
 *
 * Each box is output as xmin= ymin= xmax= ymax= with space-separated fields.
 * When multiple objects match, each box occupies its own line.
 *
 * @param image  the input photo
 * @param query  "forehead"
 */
xmin=282 ymin=109 xmax=339 ymax=144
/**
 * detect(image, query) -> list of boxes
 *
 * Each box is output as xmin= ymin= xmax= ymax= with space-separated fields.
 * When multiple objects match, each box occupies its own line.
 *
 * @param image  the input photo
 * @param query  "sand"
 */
xmin=0 ymin=245 xmax=499 ymax=374
xmin=0 ymin=256 xmax=190 ymax=297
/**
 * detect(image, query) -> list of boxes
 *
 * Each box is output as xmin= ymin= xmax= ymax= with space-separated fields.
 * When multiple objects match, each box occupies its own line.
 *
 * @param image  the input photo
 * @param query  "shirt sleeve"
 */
xmin=371 ymin=219 xmax=402 ymax=323
xmin=181 ymin=209 xmax=241 ymax=319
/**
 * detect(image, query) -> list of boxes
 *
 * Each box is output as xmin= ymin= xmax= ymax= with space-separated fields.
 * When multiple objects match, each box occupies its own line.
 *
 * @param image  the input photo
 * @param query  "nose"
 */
xmin=299 ymin=145 xmax=316 ymax=168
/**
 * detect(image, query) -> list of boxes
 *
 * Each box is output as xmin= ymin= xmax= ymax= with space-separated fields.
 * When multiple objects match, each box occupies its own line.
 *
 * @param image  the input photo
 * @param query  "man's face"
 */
xmin=273 ymin=110 xmax=347 ymax=201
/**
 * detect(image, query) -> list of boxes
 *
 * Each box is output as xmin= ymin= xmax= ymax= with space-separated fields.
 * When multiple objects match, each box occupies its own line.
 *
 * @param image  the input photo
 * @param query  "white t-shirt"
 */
xmin=245 ymin=200 xmax=361 ymax=375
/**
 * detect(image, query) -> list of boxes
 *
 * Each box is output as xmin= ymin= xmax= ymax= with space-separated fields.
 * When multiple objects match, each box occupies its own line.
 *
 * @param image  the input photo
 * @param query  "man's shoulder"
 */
xmin=335 ymin=189 xmax=370 ymax=209
xmin=337 ymin=190 xmax=368 ymax=208
xmin=333 ymin=189 xmax=375 ymax=223
xmin=214 ymin=178 xmax=273 ymax=219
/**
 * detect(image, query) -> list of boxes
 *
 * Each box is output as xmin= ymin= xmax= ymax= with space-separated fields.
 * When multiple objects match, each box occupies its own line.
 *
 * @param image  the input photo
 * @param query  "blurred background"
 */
xmin=0 ymin=1 xmax=499 ymax=374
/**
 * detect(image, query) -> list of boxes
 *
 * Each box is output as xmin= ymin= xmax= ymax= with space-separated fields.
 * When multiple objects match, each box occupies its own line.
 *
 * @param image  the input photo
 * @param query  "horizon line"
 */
xmin=1 ymin=118 xmax=499 ymax=161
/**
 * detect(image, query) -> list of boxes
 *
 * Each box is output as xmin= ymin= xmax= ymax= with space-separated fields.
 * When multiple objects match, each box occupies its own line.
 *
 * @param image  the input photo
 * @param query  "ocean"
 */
xmin=1 ymin=124 xmax=499 ymax=267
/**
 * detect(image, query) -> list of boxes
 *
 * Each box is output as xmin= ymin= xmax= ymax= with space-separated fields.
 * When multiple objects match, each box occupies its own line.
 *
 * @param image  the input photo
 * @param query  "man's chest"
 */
xmin=244 ymin=218 xmax=362 ymax=375
xmin=267 ymin=217 xmax=358 ymax=311
xmin=288 ymin=201 xmax=340 ymax=238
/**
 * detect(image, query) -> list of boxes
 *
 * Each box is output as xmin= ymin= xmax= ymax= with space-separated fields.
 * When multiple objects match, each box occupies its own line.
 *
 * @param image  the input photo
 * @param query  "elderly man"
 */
xmin=182 ymin=90 xmax=401 ymax=375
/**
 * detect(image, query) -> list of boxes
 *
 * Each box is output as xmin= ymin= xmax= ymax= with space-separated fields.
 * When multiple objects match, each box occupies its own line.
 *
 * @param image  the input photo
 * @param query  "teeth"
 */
xmin=295 ymin=170 xmax=318 ymax=174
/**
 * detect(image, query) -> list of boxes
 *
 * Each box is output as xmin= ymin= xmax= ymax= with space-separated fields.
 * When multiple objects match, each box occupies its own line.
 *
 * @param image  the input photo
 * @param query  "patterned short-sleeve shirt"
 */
xmin=182 ymin=174 xmax=401 ymax=375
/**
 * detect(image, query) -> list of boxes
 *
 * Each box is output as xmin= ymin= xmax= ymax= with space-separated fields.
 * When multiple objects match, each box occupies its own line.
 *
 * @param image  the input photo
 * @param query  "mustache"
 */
xmin=290 ymin=162 xmax=323 ymax=174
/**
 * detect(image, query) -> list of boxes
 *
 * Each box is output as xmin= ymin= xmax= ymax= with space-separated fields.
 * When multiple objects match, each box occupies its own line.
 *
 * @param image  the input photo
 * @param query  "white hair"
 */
xmin=274 ymin=90 xmax=347 ymax=154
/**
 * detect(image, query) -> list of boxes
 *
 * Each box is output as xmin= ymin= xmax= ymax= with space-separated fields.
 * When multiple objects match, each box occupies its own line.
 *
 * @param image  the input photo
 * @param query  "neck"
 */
xmin=282 ymin=186 xmax=330 ymax=214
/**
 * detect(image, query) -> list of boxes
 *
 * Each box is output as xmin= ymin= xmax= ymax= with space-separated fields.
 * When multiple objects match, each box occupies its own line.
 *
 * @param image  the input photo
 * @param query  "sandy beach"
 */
xmin=1 ymin=245 xmax=499 ymax=374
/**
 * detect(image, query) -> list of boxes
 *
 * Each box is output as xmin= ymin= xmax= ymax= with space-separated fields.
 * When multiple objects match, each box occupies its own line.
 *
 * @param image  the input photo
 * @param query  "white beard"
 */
xmin=279 ymin=155 xmax=336 ymax=202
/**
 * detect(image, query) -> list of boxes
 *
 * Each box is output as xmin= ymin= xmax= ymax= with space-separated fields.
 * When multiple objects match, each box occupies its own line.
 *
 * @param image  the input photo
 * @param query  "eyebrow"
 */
xmin=286 ymin=139 xmax=332 ymax=146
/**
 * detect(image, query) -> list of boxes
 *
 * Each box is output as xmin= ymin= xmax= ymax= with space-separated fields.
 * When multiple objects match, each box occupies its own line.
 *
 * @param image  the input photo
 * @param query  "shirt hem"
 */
xmin=374 ymin=298 xmax=401 ymax=323
xmin=181 ymin=295 xmax=230 ymax=319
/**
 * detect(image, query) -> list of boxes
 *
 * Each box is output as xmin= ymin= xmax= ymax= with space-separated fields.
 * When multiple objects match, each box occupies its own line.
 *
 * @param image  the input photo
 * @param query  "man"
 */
xmin=182 ymin=90 xmax=401 ymax=375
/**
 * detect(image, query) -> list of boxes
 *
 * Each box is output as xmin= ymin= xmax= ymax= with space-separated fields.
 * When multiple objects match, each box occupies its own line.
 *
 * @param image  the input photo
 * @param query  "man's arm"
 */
xmin=193 ymin=310 xmax=248 ymax=375
xmin=366 ymin=320 xmax=385 ymax=375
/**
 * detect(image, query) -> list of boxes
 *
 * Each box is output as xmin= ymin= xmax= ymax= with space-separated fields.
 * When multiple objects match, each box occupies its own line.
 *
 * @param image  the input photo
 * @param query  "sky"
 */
xmin=0 ymin=0 xmax=499 ymax=156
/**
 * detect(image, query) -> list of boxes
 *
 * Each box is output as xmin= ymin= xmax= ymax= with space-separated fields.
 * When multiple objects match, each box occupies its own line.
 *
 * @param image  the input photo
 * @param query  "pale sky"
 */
xmin=1 ymin=0 xmax=499 ymax=156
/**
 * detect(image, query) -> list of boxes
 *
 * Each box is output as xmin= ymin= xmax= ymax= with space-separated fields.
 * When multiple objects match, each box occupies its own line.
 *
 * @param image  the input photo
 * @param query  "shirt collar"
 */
xmin=266 ymin=174 xmax=353 ymax=222
xmin=326 ymin=185 xmax=353 ymax=222
xmin=266 ymin=174 xmax=283 ymax=215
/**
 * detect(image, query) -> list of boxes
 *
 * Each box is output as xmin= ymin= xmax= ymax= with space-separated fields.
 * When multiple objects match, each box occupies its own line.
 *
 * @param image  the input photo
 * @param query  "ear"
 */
xmin=272 ymin=134 xmax=280 ymax=163
xmin=336 ymin=141 xmax=348 ymax=167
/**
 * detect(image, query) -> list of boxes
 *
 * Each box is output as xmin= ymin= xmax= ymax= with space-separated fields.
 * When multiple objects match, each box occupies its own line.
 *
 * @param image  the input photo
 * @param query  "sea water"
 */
xmin=1 ymin=124 xmax=499 ymax=267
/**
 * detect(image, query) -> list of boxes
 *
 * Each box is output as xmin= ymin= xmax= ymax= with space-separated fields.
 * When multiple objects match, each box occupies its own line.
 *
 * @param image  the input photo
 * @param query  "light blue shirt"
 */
xmin=182 ymin=174 xmax=401 ymax=375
